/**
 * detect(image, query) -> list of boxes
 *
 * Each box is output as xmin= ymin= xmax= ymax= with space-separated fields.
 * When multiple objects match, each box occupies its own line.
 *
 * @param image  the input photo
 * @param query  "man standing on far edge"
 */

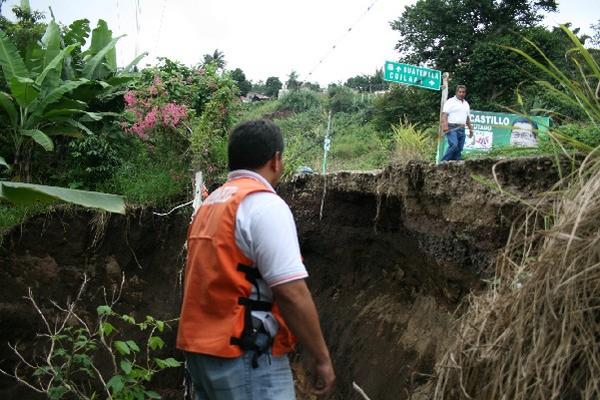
xmin=177 ymin=119 xmax=335 ymax=399
xmin=441 ymin=85 xmax=474 ymax=161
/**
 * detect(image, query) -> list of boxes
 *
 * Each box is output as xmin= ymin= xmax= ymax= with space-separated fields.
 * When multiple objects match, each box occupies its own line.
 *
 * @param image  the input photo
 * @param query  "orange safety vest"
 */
xmin=176 ymin=176 xmax=296 ymax=357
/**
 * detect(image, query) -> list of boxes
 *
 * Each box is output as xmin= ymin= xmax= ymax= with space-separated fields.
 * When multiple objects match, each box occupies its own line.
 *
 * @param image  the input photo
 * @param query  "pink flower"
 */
xmin=153 ymin=75 xmax=163 ymax=86
xmin=124 ymin=91 xmax=137 ymax=106
xmin=148 ymin=85 xmax=158 ymax=96
xmin=162 ymin=103 xmax=188 ymax=127
xmin=144 ymin=108 xmax=159 ymax=128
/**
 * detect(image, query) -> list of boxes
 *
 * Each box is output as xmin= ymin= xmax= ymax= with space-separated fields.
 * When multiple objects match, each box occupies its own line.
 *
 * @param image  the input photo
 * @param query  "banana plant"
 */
xmin=0 ymin=17 xmax=144 ymax=180
xmin=62 ymin=18 xmax=147 ymax=104
xmin=0 ymin=20 xmax=89 ymax=179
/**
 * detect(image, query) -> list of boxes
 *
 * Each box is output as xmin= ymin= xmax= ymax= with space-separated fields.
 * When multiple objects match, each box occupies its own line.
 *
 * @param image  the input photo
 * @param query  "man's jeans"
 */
xmin=185 ymin=351 xmax=296 ymax=400
xmin=442 ymin=127 xmax=466 ymax=161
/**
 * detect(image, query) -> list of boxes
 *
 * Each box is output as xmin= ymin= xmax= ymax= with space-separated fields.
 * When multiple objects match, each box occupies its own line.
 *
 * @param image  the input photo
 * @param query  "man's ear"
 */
xmin=273 ymin=151 xmax=283 ymax=173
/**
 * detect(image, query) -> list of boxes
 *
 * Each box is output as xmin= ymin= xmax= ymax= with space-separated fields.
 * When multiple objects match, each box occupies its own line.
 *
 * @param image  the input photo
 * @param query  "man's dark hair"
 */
xmin=228 ymin=119 xmax=284 ymax=171
xmin=456 ymin=84 xmax=467 ymax=92
xmin=512 ymin=117 xmax=539 ymax=137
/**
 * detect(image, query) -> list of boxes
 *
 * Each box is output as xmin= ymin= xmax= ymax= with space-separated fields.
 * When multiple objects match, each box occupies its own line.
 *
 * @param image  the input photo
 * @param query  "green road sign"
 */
xmin=383 ymin=61 xmax=441 ymax=91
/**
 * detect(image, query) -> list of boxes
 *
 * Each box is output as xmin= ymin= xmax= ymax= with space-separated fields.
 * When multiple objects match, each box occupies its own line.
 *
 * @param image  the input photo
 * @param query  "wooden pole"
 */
xmin=436 ymin=72 xmax=450 ymax=164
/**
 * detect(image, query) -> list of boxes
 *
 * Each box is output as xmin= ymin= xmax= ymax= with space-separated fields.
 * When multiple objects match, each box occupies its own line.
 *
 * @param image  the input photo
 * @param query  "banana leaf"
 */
xmin=9 ymin=76 xmax=39 ymax=108
xmin=0 ymin=91 xmax=17 ymax=127
xmin=0 ymin=181 xmax=126 ymax=214
xmin=21 ymin=129 xmax=54 ymax=151
xmin=0 ymin=29 xmax=29 ymax=83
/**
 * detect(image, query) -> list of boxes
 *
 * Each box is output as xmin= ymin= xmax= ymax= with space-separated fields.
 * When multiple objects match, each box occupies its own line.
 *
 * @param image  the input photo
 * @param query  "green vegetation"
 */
xmin=0 ymin=0 xmax=595 ymax=224
xmin=0 ymin=202 xmax=48 ymax=237
xmin=391 ymin=122 xmax=436 ymax=163
xmin=433 ymin=23 xmax=600 ymax=400
xmin=0 ymin=0 xmax=598 ymax=398
xmin=0 ymin=277 xmax=180 ymax=400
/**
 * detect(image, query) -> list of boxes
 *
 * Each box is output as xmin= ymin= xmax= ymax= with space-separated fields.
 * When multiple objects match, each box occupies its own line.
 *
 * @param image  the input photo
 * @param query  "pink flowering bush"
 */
xmin=119 ymin=58 xmax=240 ymax=186
xmin=122 ymin=79 xmax=189 ymax=141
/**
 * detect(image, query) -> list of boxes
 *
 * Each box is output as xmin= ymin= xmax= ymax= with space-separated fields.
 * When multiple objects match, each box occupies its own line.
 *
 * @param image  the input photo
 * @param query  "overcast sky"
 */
xmin=4 ymin=0 xmax=599 ymax=86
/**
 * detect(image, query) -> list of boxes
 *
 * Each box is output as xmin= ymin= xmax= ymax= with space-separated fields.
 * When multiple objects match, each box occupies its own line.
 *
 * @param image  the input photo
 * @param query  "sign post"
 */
xmin=436 ymin=72 xmax=450 ymax=164
xmin=383 ymin=60 xmax=444 ymax=162
xmin=383 ymin=61 xmax=441 ymax=91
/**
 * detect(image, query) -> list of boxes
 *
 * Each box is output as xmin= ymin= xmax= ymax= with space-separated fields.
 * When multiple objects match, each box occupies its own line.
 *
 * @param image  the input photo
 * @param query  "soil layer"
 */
xmin=0 ymin=157 xmax=565 ymax=399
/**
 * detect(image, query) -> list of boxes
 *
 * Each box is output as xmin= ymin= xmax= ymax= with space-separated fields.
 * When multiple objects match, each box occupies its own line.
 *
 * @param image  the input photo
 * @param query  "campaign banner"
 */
xmin=436 ymin=111 xmax=550 ymax=163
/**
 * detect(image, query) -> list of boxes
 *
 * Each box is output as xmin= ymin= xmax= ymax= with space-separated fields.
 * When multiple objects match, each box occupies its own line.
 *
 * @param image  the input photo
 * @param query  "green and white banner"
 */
xmin=436 ymin=111 xmax=550 ymax=163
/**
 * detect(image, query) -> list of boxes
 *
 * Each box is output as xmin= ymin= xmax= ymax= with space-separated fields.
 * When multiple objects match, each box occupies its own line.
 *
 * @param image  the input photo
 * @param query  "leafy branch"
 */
xmin=0 ymin=274 xmax=181 ymax=400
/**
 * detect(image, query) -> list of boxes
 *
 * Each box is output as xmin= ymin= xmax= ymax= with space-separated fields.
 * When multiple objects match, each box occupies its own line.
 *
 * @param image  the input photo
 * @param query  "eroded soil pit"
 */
xmin=0 ymin=157 xmax=565 ymax=399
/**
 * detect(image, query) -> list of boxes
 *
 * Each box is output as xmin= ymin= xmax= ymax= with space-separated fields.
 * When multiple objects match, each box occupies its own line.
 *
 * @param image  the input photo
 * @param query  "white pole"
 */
xmin=436 ymin=72 xmax=449 ymax=164
xmin=319 ymin=110 xmax=333 ymax=220
xmin=192 ymin=171 xmax=204 ymax=216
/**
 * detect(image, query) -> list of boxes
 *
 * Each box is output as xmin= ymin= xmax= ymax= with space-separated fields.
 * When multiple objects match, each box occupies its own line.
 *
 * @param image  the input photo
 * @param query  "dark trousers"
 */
xmin=442 ymin=126 xmax=466 ymax=161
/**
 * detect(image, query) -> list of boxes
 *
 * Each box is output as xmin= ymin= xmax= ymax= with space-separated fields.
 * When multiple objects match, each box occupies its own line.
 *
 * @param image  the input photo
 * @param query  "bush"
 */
xmin=100 ymin=138 xmax=189 ymax=207
xmin=391 ymin=122 xmax=436 ymax=163
xmin=273 ymin=108 xmax=328 ymax=177
xmin=554 ymin=123 xmax=600 ymax=149
xmin=276 ymin=110 xmax=391 ymax=174
xmin=190 ymin=66 xmax=240 ymax=185
xmin=237 ymin=100 xmax=279 ymax=121
xmin=327 ymin=85 xmax=357 ymax=113
xmin=371 ymin=86 xmax=439 ymax=131
xmin=61 ymin=134 xmax=122 ymax=190
xmin=328 ymin=129 xmax=389 ymax=171
xmin=278 ymin=89 xmax=323 ymax=113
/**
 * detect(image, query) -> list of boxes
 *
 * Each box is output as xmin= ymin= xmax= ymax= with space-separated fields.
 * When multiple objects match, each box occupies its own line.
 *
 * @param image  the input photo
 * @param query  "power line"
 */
xmin=304 ymin=0 xmax=382 ymax=81
xmin=154 ymin=0 xmax=168 ymax=55
xmin=134 ymin=0 xmax=141 ymax=58
xmin=115 ymin=0 xmax=122 ymax=62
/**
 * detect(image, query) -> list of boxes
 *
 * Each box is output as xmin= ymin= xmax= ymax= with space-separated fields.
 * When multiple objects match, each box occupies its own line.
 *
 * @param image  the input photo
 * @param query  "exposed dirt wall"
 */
xmin=0 ymin=209 xmax=189 ymax=399
xmin=0 ymin=157 xmax=566 ymax=399
xmin=281 ymin=157 xmax=565 ymax=399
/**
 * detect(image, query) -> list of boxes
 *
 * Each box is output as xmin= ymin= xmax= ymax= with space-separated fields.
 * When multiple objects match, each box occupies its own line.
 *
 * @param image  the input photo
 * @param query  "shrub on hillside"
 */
xmin=391 ymin=122 xmax=436 ymax=163
xmin=62 ymin=134 xmax=121 ymax=190
xmin=327 ymin=85 xmax=356 ymax=113
xmin=101 ymin=137 xmax=189 ymax=206
xmin=372 ymin=86 xmax=438 ymax=130
xmin=278 ymin=89 xmax=323 ymax=113
xmin=190 ymin=64 xmax=240 ymax=185
xmin=554 ymin=123 xmax=600 ymax=149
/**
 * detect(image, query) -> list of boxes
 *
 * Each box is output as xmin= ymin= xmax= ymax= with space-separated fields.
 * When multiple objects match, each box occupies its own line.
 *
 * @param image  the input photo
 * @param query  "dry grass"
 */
xmin=432 ymin=149 xmax=600 ymax=399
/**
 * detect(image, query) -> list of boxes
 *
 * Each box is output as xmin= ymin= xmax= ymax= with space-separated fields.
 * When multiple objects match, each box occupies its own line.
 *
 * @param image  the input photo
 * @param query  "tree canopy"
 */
xmin=286 ymin=70 xmax=300 ymax=90
xmin=388 ymin=0 xmax=586 ymax=111
xmin=345 ymin=69 xmax=388 ymax=92
xmin=230 ymin=67 xmax=251 ymax=96
xmin=202 ymin=49 xmax=226 ymax=69
xmin=265 ymin=76 xmax=282 ymax=97
xmin=392 ymin=0 xmax=558 ymax=70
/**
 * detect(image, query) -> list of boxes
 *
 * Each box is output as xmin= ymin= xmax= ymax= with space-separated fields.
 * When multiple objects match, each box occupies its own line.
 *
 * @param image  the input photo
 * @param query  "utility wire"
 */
xmin=304 ymin=0 xmax=382 ymax=81
xmin=115 ymin=0 xmax=122 ymax=63
xmin=134 ymin=0 xmax=141 ymax=58
xmin=154 ymin=0 xmax=168 ymax=55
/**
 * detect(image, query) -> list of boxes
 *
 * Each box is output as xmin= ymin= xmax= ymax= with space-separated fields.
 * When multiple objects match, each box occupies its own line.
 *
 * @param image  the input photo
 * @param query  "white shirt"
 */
xmin=443 ymin=96 xmax=470 ymax=124
xmin=230 ymin=170 xmax=308 ymax=335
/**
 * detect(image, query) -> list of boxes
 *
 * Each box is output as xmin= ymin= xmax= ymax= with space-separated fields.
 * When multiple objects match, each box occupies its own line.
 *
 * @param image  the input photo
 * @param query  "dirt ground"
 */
xmin=0 ymin=157 xmax=566 ymax=399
